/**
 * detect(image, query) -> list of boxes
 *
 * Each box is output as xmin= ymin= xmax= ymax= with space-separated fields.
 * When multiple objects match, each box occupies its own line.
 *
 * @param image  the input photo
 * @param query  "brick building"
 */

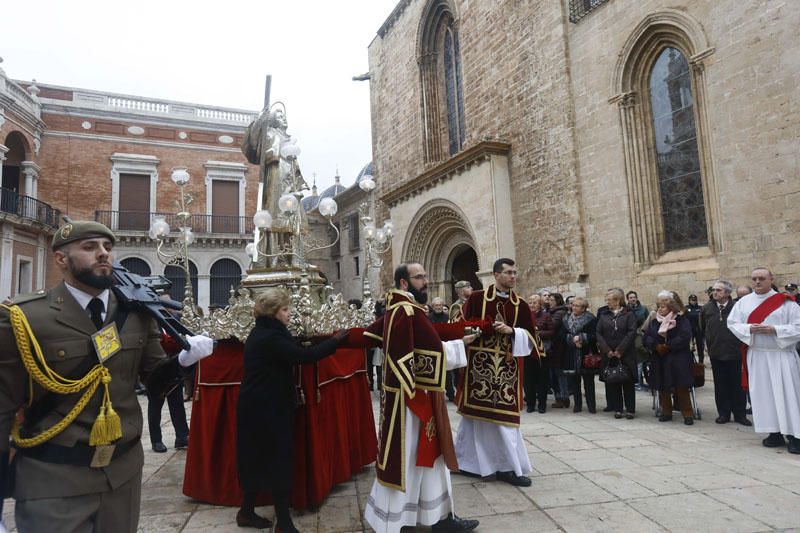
xmin=1 ymin=62 xmax=262 ymax=309
xmin=367 ymin=0 xmax=799 ymax=307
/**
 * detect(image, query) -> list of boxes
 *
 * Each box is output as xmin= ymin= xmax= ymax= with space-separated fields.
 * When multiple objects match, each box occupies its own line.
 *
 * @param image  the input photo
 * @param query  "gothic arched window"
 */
xmin=612 ymin=12 xmax=718 ymax=267
xmin=419 ymin=0 xmax=466 ymax=162
xmin=649 ymin=47 xmax=707 ymax=250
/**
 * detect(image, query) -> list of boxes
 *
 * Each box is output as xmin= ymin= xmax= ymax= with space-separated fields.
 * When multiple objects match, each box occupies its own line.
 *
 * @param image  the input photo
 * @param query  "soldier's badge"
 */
xmin=60 ymin=223 xmax=73 ymax=239
xmin=92 ymin=323 xmax=122 ymax=363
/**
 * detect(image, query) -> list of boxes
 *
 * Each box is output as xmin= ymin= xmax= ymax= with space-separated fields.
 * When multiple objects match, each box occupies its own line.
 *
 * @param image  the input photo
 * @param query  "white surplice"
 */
xmin=455 ymin=328 xmax=533 ymax=477
xmin=728 ymin=290 xmax=800 ymax=437
xmin=364 ymin=339 xmax=467 ymax=533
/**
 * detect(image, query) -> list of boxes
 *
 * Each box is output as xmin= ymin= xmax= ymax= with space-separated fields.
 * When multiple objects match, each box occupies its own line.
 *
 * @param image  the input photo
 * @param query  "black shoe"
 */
xmin=526 ymin=404 xmax=535 ymax=413
xmin=174 ymin=437 xmax=189 ymax=449
xmin=763 ymin=432 xmax=786 ymax=448
xmin=573 ymin=405 xmax=582 ymax=413
xmin=684 ymin=417 xmax=694 ymax=425
xmin=603 ymin=406 xmax=614 ymax=412
xmin=788 ymin=436 xmax=800 ymax=455
xmin=588 ymin=407 xmax=597 ymax=414
xmin=625 ymin=412 xmax=635 ymax=420
xmin=614 ymin=412 xmax=623 ymax=419
xmin=537 ymin=406 xmax=546 ymax=414
xmin=715 ymin=415 xmax=730 ymax=424
xmin=274 ymin=522 xmax=300 ymax=533
xmin=432 ymin=513 xmax=479 ymax=532
xmin=734 ymin=416 xmax=752 ymax=427
xmin=496 ymin=470 xmax=532 ymax=487
xmin=152 ymin=442 xmax=167 ymax=453
xmin=236 ymin=510 xmax=272 ymax=529
xmin=658 ymin=415 xmax=673 ymax=422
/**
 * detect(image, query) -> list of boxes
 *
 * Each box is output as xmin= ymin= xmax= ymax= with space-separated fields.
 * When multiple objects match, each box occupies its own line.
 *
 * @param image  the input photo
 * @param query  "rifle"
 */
xmin=111 ymin=262 xmax=193 ymax=351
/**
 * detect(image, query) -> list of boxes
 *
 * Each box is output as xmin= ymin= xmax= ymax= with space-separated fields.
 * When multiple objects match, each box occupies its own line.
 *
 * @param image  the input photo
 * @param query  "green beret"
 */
xmin=52 ymin=220 xmax=116 ymax=250
xmin=454 ymin=280 xmax=472 ymax=290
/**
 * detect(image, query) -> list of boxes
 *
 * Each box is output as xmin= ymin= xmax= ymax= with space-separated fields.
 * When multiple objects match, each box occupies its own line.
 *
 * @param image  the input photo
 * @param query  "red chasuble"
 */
xmin=458 ymin=285 xmax=541 ymax=426
xmin=364 ymin=290 xmax=455 ymax=491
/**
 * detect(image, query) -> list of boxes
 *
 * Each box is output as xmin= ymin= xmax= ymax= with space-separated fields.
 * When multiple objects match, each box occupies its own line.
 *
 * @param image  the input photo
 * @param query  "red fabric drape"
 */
xmin=182 ymin=341 xmax=377 ymax=509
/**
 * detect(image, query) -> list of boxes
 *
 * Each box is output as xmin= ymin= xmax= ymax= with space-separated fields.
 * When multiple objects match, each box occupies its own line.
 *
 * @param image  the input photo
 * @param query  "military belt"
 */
xmin=15 ymin=438 xmax=137 ymax=467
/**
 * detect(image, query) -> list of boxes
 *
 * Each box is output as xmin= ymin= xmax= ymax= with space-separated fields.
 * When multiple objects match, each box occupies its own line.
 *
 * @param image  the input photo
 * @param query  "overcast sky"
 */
xmin=2 ymin=0 xmax=399 ymax=195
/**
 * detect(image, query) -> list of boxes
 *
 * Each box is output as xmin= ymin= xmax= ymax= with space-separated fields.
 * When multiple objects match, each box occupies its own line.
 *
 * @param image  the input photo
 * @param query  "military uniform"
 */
xmin=0 ymin=221 xmax=168 ymax=532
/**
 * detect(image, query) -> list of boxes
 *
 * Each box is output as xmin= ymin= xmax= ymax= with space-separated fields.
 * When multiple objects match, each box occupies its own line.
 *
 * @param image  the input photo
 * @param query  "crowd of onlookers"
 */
xmin=383 ymin=280 xmax=800 ymax=426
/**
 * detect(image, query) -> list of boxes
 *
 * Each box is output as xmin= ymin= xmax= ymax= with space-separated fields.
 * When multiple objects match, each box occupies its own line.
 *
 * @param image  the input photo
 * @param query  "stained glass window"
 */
xmin=649 ymin=47 xmax=708 ymax=250
xmin=444 ymin=26 xmax=465 ymax=156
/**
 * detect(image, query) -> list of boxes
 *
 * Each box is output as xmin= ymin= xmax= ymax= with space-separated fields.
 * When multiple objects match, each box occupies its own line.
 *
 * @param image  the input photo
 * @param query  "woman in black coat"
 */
xmin=596 ymin=288 xmax=638 ymax=419
xmin=563 ymin=297 xmax=598 ymax=413
xmin=236 ymin=288 xmax=346 ymax=531
xmin=643 ymin=290 xmax=695 ymax=425
xmin=547 ymin=294 xmax=571 ymax=408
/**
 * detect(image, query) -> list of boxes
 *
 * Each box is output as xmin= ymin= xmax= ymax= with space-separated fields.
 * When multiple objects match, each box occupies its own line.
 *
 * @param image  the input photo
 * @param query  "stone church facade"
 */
xmin=367 ymin=0 xmax=799 ymax=307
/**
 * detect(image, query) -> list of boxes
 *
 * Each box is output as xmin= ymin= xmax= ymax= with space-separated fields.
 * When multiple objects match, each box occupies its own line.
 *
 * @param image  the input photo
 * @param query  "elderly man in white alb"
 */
xmin=727 ymin=267 xmax=800 ymax=454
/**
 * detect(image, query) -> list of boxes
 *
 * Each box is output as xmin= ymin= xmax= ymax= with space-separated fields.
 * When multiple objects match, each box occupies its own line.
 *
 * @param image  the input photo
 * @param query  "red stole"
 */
xmin=740 ymin=292 xmax=795 ymax=390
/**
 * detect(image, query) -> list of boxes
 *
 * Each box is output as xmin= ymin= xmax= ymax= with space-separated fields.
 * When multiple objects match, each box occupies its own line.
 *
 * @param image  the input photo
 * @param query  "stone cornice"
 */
xmin=44 ymin=131 xmax=242 ymax=154
xmin=377 ymin=0 xmax=413 ymax=38
xmin=381 ymin=140 xmax=511 ymax=207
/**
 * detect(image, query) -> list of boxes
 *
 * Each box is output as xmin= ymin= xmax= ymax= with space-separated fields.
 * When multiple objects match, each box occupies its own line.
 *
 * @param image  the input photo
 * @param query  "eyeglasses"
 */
xmin=410 ymin=274 xmax=428 ymax=280
xmin=499 ymin=270 xmax=518 ymax=276
xmin=751 ymin=276 xmax=768 ymax=281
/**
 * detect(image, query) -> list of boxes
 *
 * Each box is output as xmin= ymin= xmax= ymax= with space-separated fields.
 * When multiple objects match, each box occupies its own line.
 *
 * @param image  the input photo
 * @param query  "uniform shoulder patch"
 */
xmin=11 ymin=291 xmax=48 ymax=305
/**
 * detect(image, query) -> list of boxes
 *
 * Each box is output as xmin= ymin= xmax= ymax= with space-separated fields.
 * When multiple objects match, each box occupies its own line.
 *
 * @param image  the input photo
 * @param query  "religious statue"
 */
xmin=241 ymin=97 xmax=309 ymax=264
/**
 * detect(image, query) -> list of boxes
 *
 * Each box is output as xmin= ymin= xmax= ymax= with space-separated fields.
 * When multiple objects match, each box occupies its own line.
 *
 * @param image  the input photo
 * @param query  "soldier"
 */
xmin=448 ymin=280 xmax=472 ymax=322
xmin=0 ymin=220 xmax=214 ymax=532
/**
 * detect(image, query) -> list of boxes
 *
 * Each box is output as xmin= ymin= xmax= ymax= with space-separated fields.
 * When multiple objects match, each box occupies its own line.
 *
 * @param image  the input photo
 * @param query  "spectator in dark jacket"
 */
xmin=596 ymin=288 xmax=638 ymax=419
xmin=527 ymin=295 xmax=551 ymax=413
xmin=701 ymin=280 xmax=751 ymax=426
xmin=563 ymin=297 xmax=598 ymax=413
xmin=644 ymin=290 xmax=695 ymax=425
xmin=685 ymin=294 xmax=705 ymax=363
xmin=547 ymin=294 xmax=570 ymax=408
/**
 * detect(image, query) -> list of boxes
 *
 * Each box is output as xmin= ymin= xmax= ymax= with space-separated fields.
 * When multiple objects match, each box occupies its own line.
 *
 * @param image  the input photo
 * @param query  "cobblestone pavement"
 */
xmin=4 ymin=367 xmax=800 ymax=532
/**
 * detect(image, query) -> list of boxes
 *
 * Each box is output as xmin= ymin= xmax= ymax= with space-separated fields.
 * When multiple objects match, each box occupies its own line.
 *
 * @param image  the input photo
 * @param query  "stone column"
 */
xmin=0 ymin=222 xmax=14 ymax=299
xmin=0 ymin=144 xmax=8 ymax=187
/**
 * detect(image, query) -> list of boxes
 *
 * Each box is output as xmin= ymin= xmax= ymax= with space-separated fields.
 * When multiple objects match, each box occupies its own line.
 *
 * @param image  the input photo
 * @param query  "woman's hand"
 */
xmin=332 ymin=329 xmax=349 ymax=344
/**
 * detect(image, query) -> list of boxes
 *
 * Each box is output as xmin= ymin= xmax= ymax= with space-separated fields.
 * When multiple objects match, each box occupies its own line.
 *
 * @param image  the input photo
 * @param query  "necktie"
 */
xmin=88 ymin=298 xmax=105 ymax=330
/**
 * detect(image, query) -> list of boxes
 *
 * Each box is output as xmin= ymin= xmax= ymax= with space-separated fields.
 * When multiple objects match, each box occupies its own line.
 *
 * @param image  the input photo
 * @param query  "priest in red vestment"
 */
xmin=363 ymin=262 xmax=479 ymax=533
xmin=456 ymin=258 xmax=542 ymax=486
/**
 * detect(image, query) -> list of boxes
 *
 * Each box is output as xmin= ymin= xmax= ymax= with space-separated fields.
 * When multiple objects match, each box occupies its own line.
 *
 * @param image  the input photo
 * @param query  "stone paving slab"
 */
xmin=4 ymin=375 xmax=800 ymax=532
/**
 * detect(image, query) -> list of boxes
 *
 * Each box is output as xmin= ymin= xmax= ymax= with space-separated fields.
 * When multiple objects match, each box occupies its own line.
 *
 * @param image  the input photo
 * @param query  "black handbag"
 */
xmin=600 ymin=358 xmax=632 ymax=384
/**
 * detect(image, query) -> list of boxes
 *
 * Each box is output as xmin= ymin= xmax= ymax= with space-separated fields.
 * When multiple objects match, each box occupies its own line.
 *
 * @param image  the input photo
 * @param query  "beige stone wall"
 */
xmin=568 ymin=0 xmax=800 ymax=308
xmin=369 ymin=0 xmax=586 ymax=293
xmin=369 ymin=0 xmax=799 ymax=311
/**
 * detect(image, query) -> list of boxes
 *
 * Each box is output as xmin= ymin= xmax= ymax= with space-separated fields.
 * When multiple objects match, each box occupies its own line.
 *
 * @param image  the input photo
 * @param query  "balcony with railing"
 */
xmin=0 ymin=188 xmax=61 ymax=228
xmin=95 ymin=210 xmax=254 ymax=236
xmin=569 ymin=0 xmax=609 ymax=23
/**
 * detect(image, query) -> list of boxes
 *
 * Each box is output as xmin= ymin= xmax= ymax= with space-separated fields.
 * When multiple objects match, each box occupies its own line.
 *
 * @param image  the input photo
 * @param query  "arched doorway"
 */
xmin=209 ymin=258 xmax=242 ymax=308
xmin=402 ymin=200 xmax=479 ymax=302
xmin=165 ymin=261 xmax=198 ymax=303
xmin=2 ymin=132 xmax=29 ymax=214
xmin=120 ymin=257 xmax=151 ymax=276
xmin=447 ymin=245 xmax=481 ymax=302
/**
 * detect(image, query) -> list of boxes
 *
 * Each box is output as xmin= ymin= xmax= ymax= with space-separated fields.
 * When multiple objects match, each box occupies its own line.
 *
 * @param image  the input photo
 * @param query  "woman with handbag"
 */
xmin=563 ymin=297 xmax=599 ymax=413
xmin=596 ymin=288 xmax=638 ymax=419
xmin=643 ymin=290 xmax=696 ymax=425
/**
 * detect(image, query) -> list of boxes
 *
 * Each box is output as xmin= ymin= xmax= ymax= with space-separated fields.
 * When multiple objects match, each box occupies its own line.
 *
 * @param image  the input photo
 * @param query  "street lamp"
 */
xmin=358 ymin=171 xmax=393 ymax=299
xmin=149 ymin=167 xmax=196 ymax=309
